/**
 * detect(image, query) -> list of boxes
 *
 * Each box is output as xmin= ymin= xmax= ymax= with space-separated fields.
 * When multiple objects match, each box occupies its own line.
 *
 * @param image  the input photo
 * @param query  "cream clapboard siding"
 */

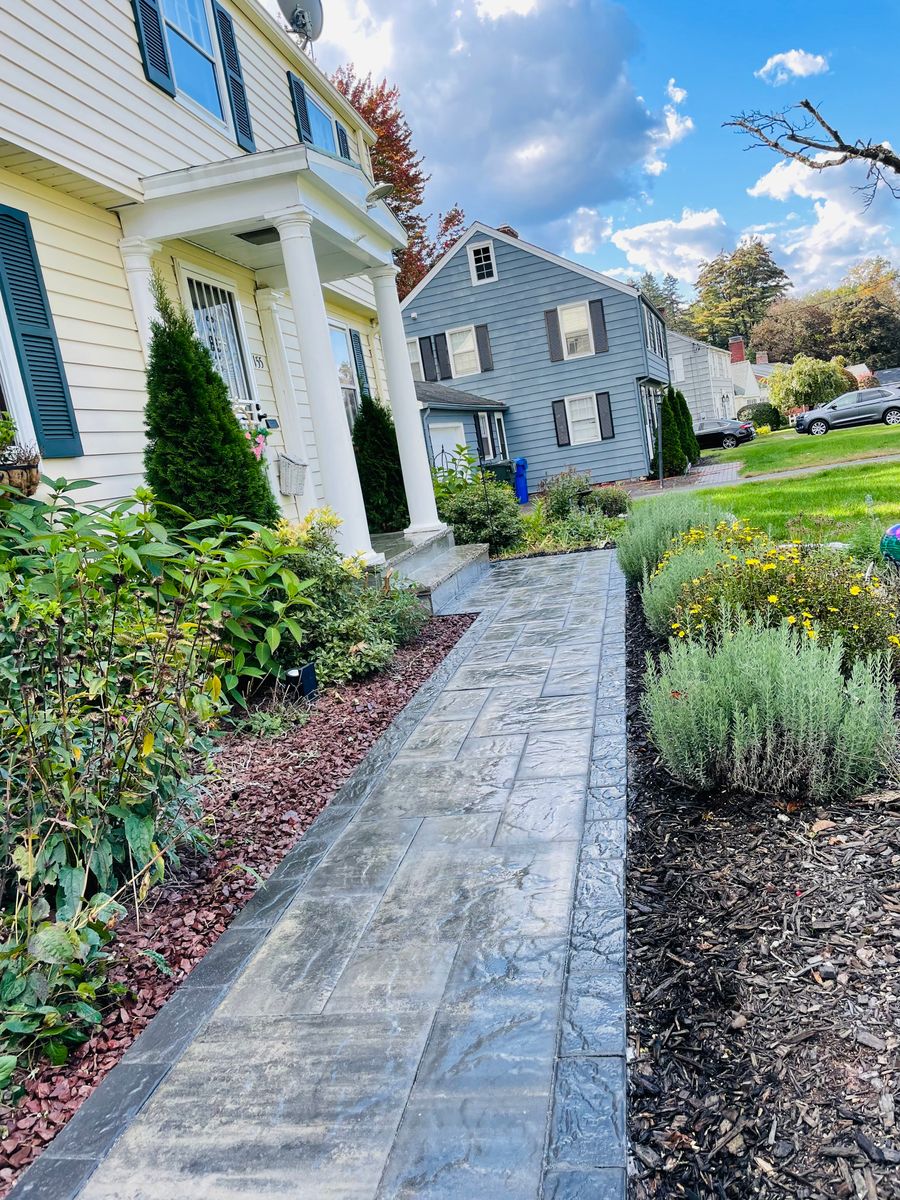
xmin=0 ymin=167 xmax=148 ymax=500
xmin=0 ymin=0 xmax=371 ymax=203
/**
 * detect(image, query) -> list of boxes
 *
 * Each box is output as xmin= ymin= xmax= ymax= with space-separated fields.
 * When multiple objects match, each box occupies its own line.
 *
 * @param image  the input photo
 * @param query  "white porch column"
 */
xmin=369 ymin=265 xmax=443 ymax=536
xmin=269 ymin=209 xmax=380 ymax=562
xmin=119 ymin=237 xmax=162 ymax=362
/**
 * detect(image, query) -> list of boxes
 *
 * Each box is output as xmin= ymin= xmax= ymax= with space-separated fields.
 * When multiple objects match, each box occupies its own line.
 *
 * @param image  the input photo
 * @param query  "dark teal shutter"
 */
xmin=335 ymin=123 xmax=352 ymax=160
xmin=131 ymin=0 xmax=175 ymax=95
xmin=288 ymin=72 xmax=313 ymax=144
xmin=474 ymin=324 xmax=493 ymax=372
xmin=349 ymin=330 xmax=369 ymax=394
xmin=419 ymin=337 xmax=437 ymax=382
xmin=596 ymin=392 xmax=615 ymax=440
xmin=589 ymin=299 xmax=609 ymax=354
xmin=545 ymin=309 xmax=564 ymax=362
xmin=0 ymin=206 xmax=81 ymax=458
xmin=434 ymin=333 xmax=452 ymax=380
xmin=212 ymin=3 xmax=255 ymax=153
xmin=552 ymin=399 xmax=570 ymax=447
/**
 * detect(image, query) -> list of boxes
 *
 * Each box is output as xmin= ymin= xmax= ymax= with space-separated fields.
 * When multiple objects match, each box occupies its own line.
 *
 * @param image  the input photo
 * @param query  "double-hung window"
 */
xmin=407 ymin=338 xmax=424 ymax=382
xmin=559 ymin=302 xmax=593 ymax=359
xmin=307 ymin=93 xmax=337 ymax=154
xmin=187 ymin=276 xmax=254 ymax=422
xmin=468 ymin=242 xmax=497 ymax=285
xmin=329 ymin=325 xmax=360 ymax=427
xmin=160 ymin=0 xmax=223 ymax=119
xmin=565 ymin=393 xmax=601 ymax=445
xmin=447 ymin=326 xmax=479 ymax=377
xmin=494 ymin=412 xmax=508 ymax=458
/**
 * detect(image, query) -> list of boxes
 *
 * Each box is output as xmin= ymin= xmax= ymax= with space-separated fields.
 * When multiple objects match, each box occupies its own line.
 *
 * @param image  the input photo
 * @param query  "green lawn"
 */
xmin=695 ymin=461 xmax=900 ymax=541
xmin=702 ymin=422 xmax=900 ymax=476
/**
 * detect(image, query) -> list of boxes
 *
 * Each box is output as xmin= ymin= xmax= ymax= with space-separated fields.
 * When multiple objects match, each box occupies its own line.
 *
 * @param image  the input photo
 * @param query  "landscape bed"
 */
xmin=625 ymin=586 xmax=900 ymax=1199
xmin=0 ymin=613 xmax=473 ymax=1198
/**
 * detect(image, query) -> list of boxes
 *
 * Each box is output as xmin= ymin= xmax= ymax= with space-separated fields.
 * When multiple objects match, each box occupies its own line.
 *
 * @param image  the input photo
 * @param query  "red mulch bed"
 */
xmin=0 ymin=613 xmax=473 ymax=1197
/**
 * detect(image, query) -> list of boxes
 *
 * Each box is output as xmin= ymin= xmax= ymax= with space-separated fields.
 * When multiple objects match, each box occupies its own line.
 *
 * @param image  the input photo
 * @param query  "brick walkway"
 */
xmin=18 ymin=552 xmax=628 ymax=1200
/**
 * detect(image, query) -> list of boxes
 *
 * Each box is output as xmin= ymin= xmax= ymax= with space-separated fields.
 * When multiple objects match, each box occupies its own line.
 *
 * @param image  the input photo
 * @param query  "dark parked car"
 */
xmin=795 ymin=386 xmax=900 ymax=435
xmin=693 ymin=417 xmax=756 ymax=450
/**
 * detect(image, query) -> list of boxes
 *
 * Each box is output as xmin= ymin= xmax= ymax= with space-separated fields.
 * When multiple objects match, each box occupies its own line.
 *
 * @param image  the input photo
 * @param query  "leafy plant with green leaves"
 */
xmin=0 ymin=413 xmax=17 ymax=457
xmin=616 ymin=494 xmax=727 ymax=583
xmin=437 ymin=476 xmax=524 ymax=555
xmin=352 ymin=392 xmax=409 ymax=533
xmin=431 ymin=444 xmax=478 ymax=510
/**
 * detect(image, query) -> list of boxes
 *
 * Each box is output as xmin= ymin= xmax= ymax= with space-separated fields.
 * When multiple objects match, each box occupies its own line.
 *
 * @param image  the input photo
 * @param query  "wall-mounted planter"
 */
xmin=0 ymin=461 xmax=40 ymax=496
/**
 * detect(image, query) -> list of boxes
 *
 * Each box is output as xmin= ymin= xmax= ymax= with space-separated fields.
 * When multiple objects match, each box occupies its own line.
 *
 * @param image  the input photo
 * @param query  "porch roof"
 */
xmin=115 ymin=143 xmax=405 ymax=286
xmin=415 ymin=380 xmax=507 ymax=411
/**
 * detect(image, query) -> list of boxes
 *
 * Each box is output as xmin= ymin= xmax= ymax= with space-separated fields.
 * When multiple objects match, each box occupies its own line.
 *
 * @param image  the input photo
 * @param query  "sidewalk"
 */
xmin=17 ymin=551 xmax=628 ymax=1200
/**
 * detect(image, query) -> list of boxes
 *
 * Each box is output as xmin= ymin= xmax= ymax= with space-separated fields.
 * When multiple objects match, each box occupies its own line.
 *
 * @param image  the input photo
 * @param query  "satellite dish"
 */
xmin=277 ymin=0 xmax=323 ymax=45
xmin=365 ymin=182 xmax=395 ymax=207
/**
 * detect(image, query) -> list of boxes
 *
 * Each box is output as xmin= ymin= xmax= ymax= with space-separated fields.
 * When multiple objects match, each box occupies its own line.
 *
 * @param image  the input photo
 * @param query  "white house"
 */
xmin=667 ymin=330 xmax=736 ymax=423
xmin=0 ymin=0 xmax=441 ymax=561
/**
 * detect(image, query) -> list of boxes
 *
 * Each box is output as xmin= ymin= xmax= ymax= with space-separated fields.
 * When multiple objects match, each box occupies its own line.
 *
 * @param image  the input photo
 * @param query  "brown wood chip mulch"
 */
xmin=626 ymin=586 xmax=900 ymax=1199
xmin=0 ymin=613 xmax=474 ymax=1197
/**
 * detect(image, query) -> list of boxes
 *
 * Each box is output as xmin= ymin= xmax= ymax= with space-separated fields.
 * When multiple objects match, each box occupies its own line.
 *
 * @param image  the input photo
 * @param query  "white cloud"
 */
xmin=755 ymin=49 xmax=829 ymax=86
xmin=644 ymin=80 xmax=693 ymax=176
xmin=475 ymin=0 xmax=539 ymax=17
xmin=564 ymin=207 xmax=614 ymax=255
xmin=611 ymin=208 xmax=732 ymax=282
xmin=747 ymin=156 xmax=900 ymax=289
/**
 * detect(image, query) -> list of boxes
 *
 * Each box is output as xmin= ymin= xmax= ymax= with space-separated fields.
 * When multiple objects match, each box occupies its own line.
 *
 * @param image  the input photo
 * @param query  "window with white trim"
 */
xmin=186 ymin=276 xmax=254 ymax=421
xmin=407 ymin=338 xmax=424 ymax=382
xmin=467 ymin=242 xmax=497 ymax=285
xmin=559 ymin=301 xmax=593 ymax=359
xmin=329 ymin=324 xmax=360 ymax=427
xmin=160 ymin=0 xmax=224 ymax=120
xmin=565 ymin=393 xmax=601 ymax=445
xmin=477 ymin=411 xmax=495 ymax=458
xmin=671 ymin=353 xmax=685 ymax=382
xmin=447 ymin=326 xmax=479 ymax=377
xmin=494 ymin=412 xmax=508 ymax=459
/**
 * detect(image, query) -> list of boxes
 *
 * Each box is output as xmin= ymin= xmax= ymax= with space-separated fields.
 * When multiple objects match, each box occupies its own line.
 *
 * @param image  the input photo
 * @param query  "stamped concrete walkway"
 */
xmin=19 ymin=551 xmax=627 ymax=1200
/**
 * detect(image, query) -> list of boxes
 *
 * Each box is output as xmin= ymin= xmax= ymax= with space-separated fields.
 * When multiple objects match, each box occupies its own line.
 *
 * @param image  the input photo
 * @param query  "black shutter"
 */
xmin=596 ymin=392 xmax=615 ymax=440
xmin=0 ymin=205 xmax=81 ymax=458
xmin=419 ymin=337 xmax=437 ymax=382
xmin=335 ymin=123 xmax=352 ymax=160
xmin=545 ymin=309 xmax=564 ymax=362
xmin=348 ymin=329 xmax=369 ymax=394
xmin=212 ymin=3 xmax=255 ymax=153
xmin=287 ymin=72 xmax=313 ymax=144
xmin=434 ymin=332 xmax=452 ymax=380
xmin=552 ymin=399 xmax=570 ymax=447
xmin=473 ymin=414 xmax=486 ymax=460
xmin=131 ymin=0 xmax=175 ymax=95
xmin=474 ymin=324 xmax=493 ymax=372
xmin=589 ymin=299 xmax=609 ymax=354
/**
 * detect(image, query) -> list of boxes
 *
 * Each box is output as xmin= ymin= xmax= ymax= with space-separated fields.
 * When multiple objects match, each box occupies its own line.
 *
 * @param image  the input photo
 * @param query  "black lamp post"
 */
xmin=655 ymin=390 xmax=664 ymax=489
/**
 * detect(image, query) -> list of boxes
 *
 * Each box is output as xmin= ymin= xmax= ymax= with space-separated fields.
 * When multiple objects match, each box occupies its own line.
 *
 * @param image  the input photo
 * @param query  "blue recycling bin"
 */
xmin=514 ymin=457 xmax=529 ymax=504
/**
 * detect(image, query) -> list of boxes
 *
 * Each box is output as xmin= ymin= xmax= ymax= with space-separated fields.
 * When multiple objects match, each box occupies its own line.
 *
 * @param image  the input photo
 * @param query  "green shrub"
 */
xmin=540 ymin=469 xmax=592 ymax=520
xmin=649 ymin=390 xmax=687 ymax=478
xmin=673 ymin=543 xmax=900 ymax=669
xmin=352 ymin=392 xmax=409 ymax=533
xmin=641 ymin=541 xmax=732 ymax=637
xmin=736 ymin=401 xmax=785 ymax=431
xmin=144 ymin=275 xmax=279 ymax=527
xmin=671 ymin=388 xmax=700 ymax=463
xmin=585 ymin=486 xmax=630 ymax=518
xmin=616 ymin=494 xmax=727 ymax=583
xmin=431 ymin=445 xmax=477 ymax=510
xmin=643 ymin=619 xmax=897 ymax=800
xmin=438 ymin=477 xmax=524 ymax=555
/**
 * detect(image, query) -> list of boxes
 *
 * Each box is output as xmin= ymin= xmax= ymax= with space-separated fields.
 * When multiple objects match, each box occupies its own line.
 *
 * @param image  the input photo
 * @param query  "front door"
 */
xmin=430 ymin=420 xmax=466 ymax=468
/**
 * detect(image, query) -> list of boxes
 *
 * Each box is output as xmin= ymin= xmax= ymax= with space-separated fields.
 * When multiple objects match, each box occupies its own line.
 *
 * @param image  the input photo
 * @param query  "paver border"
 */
xmin=8 ymin=601 xmax=501 ymax=1200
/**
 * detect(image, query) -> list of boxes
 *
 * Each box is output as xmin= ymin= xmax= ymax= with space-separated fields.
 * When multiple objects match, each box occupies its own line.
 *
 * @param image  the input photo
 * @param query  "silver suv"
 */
xmin=795 ymin=386 xmax=900 ymax=435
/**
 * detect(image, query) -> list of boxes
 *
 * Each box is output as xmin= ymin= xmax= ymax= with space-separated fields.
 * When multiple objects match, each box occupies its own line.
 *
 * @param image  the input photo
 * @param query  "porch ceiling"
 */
xmin=114 ymin=144 xmax=405 ymax=284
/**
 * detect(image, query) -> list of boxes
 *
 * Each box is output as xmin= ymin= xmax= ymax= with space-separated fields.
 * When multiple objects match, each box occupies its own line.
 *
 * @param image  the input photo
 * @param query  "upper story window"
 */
xmin=288 ymin=74 xmax=355 ymax=161
xmin=407 ymin=338 xmax=424 ymax=382
xmin=559 ymin=301 xmax=593 ymax=359
xmin=643 ymin=305 xmax=665 ymax=358
xmin=161 ymin=0 xmax=223 ymax=119
xmin=447 ymin=326 xmax=480 ymax=377
xmin=468 ymin=242 xmax=497 ymax=285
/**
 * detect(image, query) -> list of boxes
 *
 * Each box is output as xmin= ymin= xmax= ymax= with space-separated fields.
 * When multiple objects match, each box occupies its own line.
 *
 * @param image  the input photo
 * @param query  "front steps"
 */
xmin=371 ymin=528 xmax=489 ymax=614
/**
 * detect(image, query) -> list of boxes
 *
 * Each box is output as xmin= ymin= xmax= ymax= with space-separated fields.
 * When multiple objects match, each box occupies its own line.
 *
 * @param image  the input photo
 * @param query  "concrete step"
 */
xmin=371 ymin=527 xmax=456 ymax=583
xmin=404 ymin=543 xmax=490 ymax=614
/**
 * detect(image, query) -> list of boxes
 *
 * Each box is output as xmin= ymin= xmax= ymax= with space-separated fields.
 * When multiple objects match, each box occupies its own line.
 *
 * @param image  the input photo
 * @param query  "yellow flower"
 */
xmin=746 ymin=558 xmax=760 ymax=566
xmin=677 ymin=631 xmax=686 ymax=638
xmin=787 ymin=615 xmax=797 ymax=625
xmin=767 ymin=594 xmax=779 ymax=604
xmin=849 ymin=585 xmax=861 ymax=596
xmin=827 ymin=607 xmax=837 ymax=613
xmin=806 ymin=629 xmax=817 ymax=639
xmin=761 ymin=563 xmax=776 ymax=571
xmin=888 ymin=635 xmax=900 ymax=647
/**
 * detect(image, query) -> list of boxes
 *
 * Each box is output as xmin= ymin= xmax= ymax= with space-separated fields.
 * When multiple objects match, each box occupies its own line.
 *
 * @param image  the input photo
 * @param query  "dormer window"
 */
xmin=468 ymin=242 xmax=497 ymax=285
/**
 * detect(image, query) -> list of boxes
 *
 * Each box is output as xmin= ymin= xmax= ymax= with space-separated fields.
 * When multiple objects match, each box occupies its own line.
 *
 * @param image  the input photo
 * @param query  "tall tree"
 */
xmin=332 ymin=66 xmax=466 ymax=298
xmin=750 ymin=298 xmax=834 ymax=363
xmin=830 ymin=293 xmax=900 ymax=370
xmin=725 ymin=100 xmax=900 ymax=204
xmin=689 ymin=239 xmax=790 ymax=348
xmin=637 ymin=272 xmax=690 ymax=332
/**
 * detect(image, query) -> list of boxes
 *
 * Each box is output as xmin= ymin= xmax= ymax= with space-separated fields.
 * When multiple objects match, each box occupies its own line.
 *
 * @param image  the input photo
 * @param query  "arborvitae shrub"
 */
xmin=649 ymin=389 xmax=687 ymax=478
xmin=352 ymin=392 xmax=409 ymax=533
xmin=144 ymin=275 xmax=279 ymax=526
xmin=673 ymin=388 xmax=701 ymax=462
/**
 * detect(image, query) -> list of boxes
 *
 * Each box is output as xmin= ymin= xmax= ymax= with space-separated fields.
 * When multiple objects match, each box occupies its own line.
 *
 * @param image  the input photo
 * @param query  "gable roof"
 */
xmin=415 ymin=380 xmax=507 ymax=411
xmin=667 ymin=329 xmax=730 ymax=356
xmin=401 ymin=221 xmax=640 ymax=309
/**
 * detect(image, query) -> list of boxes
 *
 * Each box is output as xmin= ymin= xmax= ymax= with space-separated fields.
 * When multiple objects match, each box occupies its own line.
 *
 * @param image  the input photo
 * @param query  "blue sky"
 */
xmin=274 ymin=0 xmax=900 ymax=296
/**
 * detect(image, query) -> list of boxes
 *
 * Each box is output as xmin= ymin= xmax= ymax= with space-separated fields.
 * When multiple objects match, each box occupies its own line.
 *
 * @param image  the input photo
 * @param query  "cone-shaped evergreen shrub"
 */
xmin=352 ymin=392 xmax=409 ymax=533
xmin=649 ymin=388 xmax=687 ymax=477
xmin=144 ymin=275 xmax=279 ymax=526
xmin=673 ymin=388 xmax=700 ymax=463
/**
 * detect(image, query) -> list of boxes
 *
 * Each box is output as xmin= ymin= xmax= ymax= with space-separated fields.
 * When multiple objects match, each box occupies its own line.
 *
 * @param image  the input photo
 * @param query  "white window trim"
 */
xmin=564 ymin=391 xmax=602 ymax=446
xmin=176 ymin=260 xmax=261 ymax=409
xmin=302 ymin=83 xmax=360 ymax=164
xmin=671 ymin=353 xmax=684 ymax=383
xmin=0 ymin=300 xmax=39 ymax=450
xmin=407 ymin=337 xmax=424 ymax=382
xmin=446 ymin=324 xmax=480 ymax=378
xmin=494 ymin=412 xmax=508 ymax=459
xmin=558 ymin=300 xmax=594 ymax=361
xmin=160 ymin=0 xmax=234 ymax=138
xmin=328 ymin=319 xmax=363 ymax=422
xmin=467 ymin=241 xmax=498 ymax=286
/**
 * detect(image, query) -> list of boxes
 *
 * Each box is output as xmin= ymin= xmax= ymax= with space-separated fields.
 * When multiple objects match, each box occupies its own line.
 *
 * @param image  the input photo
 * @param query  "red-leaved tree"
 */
xmin=332 ymin=66 xmax=466 ymax=298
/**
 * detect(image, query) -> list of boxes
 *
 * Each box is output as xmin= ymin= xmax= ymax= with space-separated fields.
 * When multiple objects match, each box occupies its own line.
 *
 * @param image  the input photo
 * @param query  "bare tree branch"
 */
xmin=724 ymin=99 xmax=900 ymax=207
